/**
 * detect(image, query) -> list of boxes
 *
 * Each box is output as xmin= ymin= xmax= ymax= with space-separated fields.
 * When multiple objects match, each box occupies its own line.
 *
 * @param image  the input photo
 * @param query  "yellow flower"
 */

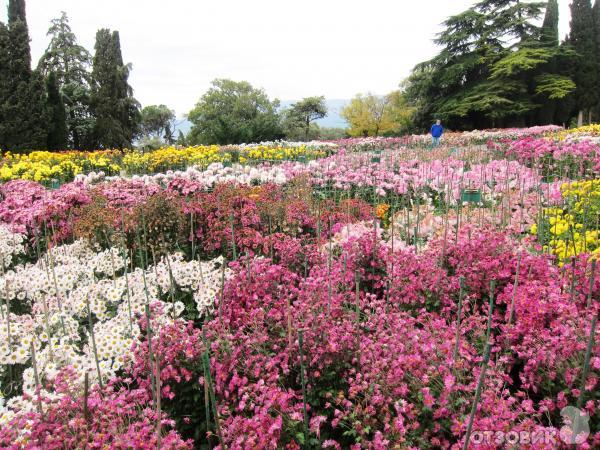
xmin=530 ymin=223 xmax=538 ymax=235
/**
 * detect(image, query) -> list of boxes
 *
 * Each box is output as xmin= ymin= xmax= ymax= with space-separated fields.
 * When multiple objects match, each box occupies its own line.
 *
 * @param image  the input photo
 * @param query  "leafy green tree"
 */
xmin=568 ymin=0 xmax=596 ymax=124
xmin=188 ymin=79 xmax=283 ymax=145
xmin=90 ymin=29 xmax=140 ymax=149
xmin=314 ymin=126 xmax=347 ymax=140
xmin=46 ymin=71 xmax=68 ymax=150
xmin=140 ymin=104 xmax=176 ymax=141
xmin=38 ymin=12 xmax=94 ymax=149
xmin=281 ymin=118 xmax=319 ymax=141
xmin=0 ymin=0 xmax=49 ymax=151
xmin=286 ymin=96 xmax=327 ymax=141
xmin=406 ymin=0 xmax=574 ymax=130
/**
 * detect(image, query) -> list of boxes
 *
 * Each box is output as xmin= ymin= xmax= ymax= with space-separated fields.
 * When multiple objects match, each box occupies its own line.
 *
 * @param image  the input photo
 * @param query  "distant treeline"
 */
xmin=405 ymin=0 xmax=600 ymax=130
xmin=2 ymin=0 xmax=599 ymax=152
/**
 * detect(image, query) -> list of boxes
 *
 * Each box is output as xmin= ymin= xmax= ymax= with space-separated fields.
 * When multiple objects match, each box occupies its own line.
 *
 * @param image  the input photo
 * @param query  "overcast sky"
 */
xmin=1 ymin=0 xmax=573 ymax=116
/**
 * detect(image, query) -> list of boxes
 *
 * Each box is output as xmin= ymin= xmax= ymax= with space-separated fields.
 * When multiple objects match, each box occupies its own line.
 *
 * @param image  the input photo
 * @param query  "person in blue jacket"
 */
xmin=430 ymin=119 xmax=443 ymax=147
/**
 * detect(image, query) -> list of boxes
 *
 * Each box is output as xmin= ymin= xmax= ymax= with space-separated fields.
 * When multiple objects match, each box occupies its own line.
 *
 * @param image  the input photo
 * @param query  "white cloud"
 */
xmin=0 ymin=0 xmax=573 ymax=116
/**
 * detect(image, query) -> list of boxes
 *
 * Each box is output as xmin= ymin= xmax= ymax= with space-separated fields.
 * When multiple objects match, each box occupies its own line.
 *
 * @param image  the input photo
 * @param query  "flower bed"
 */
xmin=0 ymin=128 xmax=598 ymax=449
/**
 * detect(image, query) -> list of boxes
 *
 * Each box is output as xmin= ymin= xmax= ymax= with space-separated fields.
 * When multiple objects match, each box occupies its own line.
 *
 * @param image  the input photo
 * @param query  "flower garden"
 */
xmin=0 ymin=124 xmax=598 ymax=449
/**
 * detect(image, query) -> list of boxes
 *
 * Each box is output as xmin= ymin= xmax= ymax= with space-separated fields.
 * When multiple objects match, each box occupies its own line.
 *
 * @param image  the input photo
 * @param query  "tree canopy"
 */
xmin=38 ymin=12 xmax=94 ymax=149
xmin=405 ymin=0 xmax=575 ymax=130
xmin=0 ymin=0 xmax=49 ymax=151
xmin=187 ymin=79 xmax=283 ymax=145
xmin=284 ymin=96 xmax=327 ymax=141
xmin=341 ymin=91 xmax=413 ymax=137
xmin=90 ymin=29 xmax=140 ymax=149
xmin=140 ymin=104 xmax=176 ymax=145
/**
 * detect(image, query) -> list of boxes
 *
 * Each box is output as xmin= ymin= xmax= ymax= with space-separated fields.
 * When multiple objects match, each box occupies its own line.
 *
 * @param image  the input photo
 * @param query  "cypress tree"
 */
xmin=1 ymin=0 xmax=49 ymax=151
xmin=594 ymin=1 xmax=600 ymax=49
xmin=7 ymin=0 xmax=26 ymax=24
xmin=46 ymin=71 xmax=68 ymax=150
xmin=541 ymin=0 xmax=559 ymax=46
xmin=593 ymin=1 xmax=600 ymax=115
xmin=569 ymin=0 xmax=596 ymax=124
xmin=20 ymin=70 xmax=50 ymax=149
xmin=537 ymin=0 xmax=560 ymax=124
xmin=8 ymin=12 xmax=31 ymax=85
xmin=90 ymin=29 xmax=140 ymax=149
xmin=0 ymin=23 xmax=10 ymax=150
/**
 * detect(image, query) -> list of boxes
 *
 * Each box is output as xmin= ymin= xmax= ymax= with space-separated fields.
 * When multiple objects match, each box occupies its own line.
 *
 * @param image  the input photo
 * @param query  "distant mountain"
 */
xmin=173 ymin=98 xmax=349 ymax=136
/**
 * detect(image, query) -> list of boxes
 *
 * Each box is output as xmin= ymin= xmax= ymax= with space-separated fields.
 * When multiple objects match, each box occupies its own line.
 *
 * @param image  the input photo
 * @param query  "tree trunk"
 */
xmin=578 ymin=110 xmax=584 ymax=127
xmin=305 ymin=117 xmax=310 ymax=141
xmin=70 ymin=109 xmax=79 ymax=149
xmin=588 ymin=109 xmax=593 ymax=125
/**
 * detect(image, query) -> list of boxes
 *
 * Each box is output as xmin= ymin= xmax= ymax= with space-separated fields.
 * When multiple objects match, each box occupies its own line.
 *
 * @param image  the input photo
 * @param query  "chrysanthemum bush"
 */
xmin=165 ymin=228 xmax=595 ymax=449
xmin=0 ymin=236 xmax=229 ymax=415
xmin=0 ymin=142 xmax=336 ymax=184
xmin=0 ymin=366 xmax=193 ymax=449
xmin=0 ymin=128 xmax=598 ymax=448
xmin=490 ymin=137 xmax=600 ymax=178
xmin=4 ymin=226 xmax=597 ymax=448
xmin=0 ymin=225 xmax=25 ymax=271
xmin=533 ymin=180 xmax=600 ymax=263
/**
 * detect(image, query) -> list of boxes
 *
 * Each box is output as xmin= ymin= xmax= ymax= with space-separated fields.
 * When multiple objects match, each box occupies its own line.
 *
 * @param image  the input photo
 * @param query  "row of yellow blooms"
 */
xmin=532 ymin=180 xmax=600 ymax=263
xmin=555 ymin=124 xmax=600 ymax=140
xmin=0 ymin=145 xmax=329 ymax=183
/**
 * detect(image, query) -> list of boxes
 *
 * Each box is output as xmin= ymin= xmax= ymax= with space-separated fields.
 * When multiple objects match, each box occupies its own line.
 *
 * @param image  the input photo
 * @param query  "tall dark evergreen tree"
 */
xmin=90 ymin=29 xmax=140 ymax=149
xmin=592 ymin=0 xmax=600 ymax=115
xmin=46 ymin=71 xmax=68 ymax=150
xmin=0 ymin=0 xmax=49 ymax=151
xmin=7 ymin=0 xmax=25 ymax=24
xmin=568 ymin=0 xmax=596 ymax=124
xmin=38 ymin=12 xmax=94 ymax=149
xmin=0 ymin=22 xmax=11 ymax=150
xmin=8 ymin=11 xmax=31 ymax=85
xmin=541 ymin=0 xmax=559 ymax=46
xmin=20 ymin=69 xmax=50 ymax=149
xmin=537 ymin=0 xmax=561 ymax=124
xmin=594 ymin=1 xmax=600 ymax=48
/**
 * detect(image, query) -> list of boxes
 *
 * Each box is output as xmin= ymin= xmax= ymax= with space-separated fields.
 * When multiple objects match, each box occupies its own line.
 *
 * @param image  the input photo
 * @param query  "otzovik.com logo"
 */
xmin=470 ymin=406 xmax=590 ymax=446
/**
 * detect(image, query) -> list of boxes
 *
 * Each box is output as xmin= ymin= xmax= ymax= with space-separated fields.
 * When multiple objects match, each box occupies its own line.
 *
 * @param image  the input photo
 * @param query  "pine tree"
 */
xmin=46 ymin=71 xmax=68 ymax=150
xmin=569 ymin=0 xmax=596 ymax=124
xmin=38 ymin=12 xmax=94 ymax=149
xmin=90 ymin=29 xmax=140 ymax=149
